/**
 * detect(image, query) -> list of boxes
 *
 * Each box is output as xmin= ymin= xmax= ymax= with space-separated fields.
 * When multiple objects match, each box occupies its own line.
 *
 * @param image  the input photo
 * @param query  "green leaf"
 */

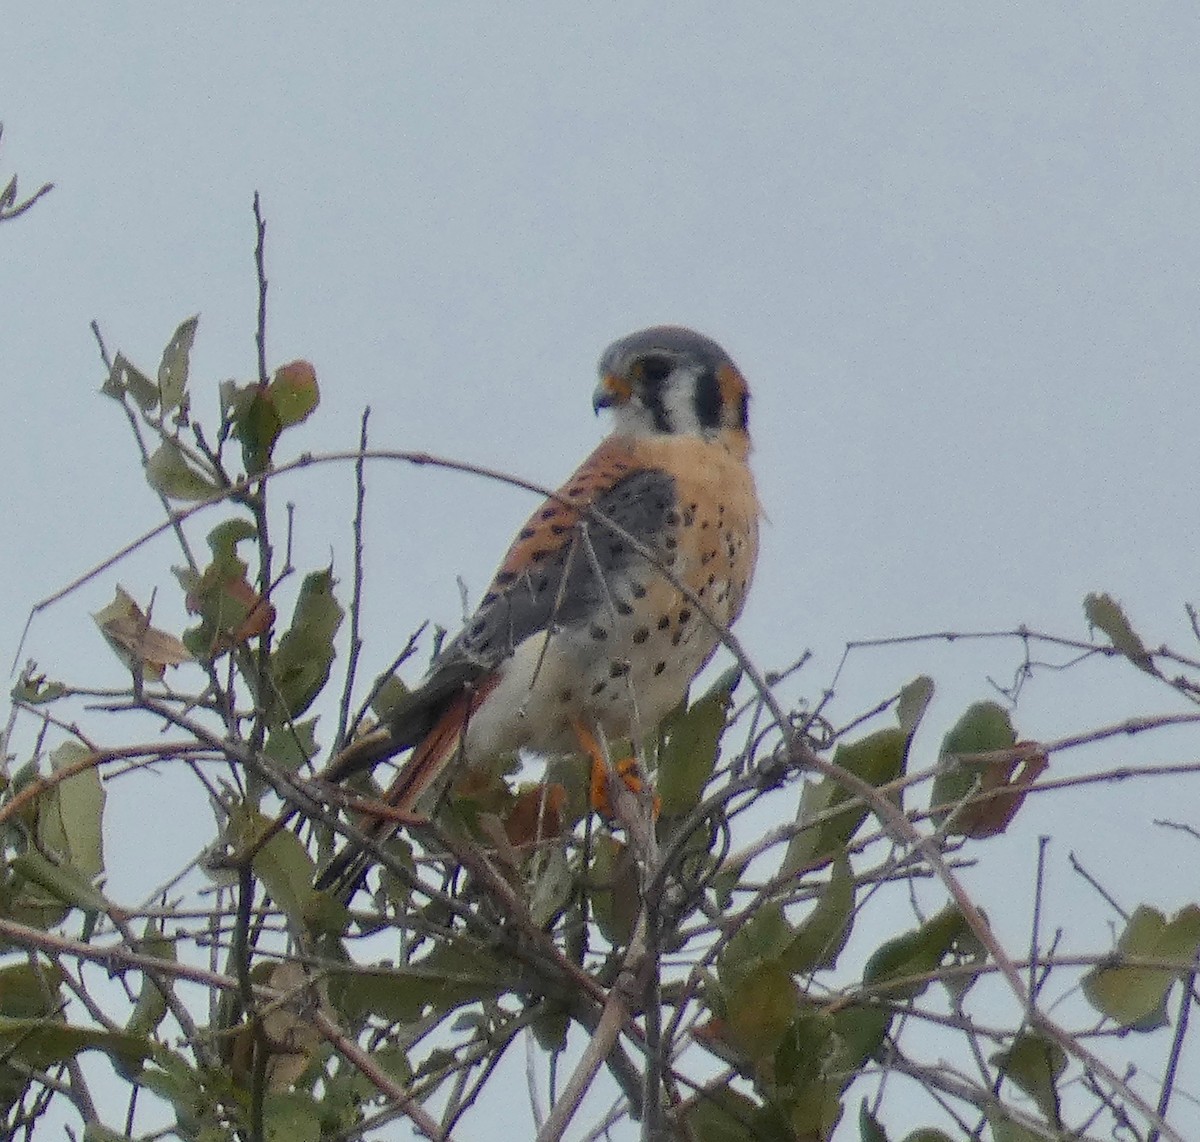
xmin=331 ymin=941 xmax=519 ymax=1023
xmin=268 ymin=361 xmax=320 ymax=427
xmin=1082 ymin=904 xmax=1200 ymax=1028
xmin=0 ymin=961 xmax=63 ymax=1019
xmin=102 ymin=352 xmax=159 ymax=412
xmin=84 ymin=1124 xmax=141 ymax=1142
xmin=992 ymin=1030 xmax=1066 ymax=1125
xmin=11 ymin=851 xmax=109 ymax=915
xmin=265 ymin=718 xmax=320 ymax=772
xmin=264 ymin=1091 xmax=321 ymax=1142
xmin=528 ymin=844 xmax=574 ymax=930
xmin=682 ymin=1087 xmax=769 ymax=1142
xmin=770 ymin=1012 xmax=844 ymax=1136
xmin=11 ymin=671 xmax=66 ymax=705
xmin=864 ymin=907 xmax=970 ymax=1000
xmin=785 ymin=855 xmax=856 ymax=974
xmin=1084 ymin=591 xmax=1156 ymax=673
xmin=0 ymin=873 xmax=70 ymax=933
xmin=774 ymin=1009 xmax=837 ymax=1089
xmin=232 ymin=384 xmax=283 ymax=475
xmin=899 ymin=1131 xmax=957 ymax=1142
xmin=370 ymin=673 xmax=411 ymax=720
xmin=145 ymin=439 xmax=219 ymax=501
xmin=986 ymin=1109 xmax=1044 ymax=1142
xmin=783 ymin=727 xmax=906 ymax=873
xmin=124 ymin=918 xmax=175 ymax=1040
xmin=930 ymin=701 xmax=1016 ymax=831
xmin=657 ymin=666 xmax=740 ymax=815
xmin=896 ymin=675 xmax=934 ymax=739
xmin=530 ymin=1003 xmax=570 ymax=1053
xmin=859 ymin=1103 xmax=890 ymax=1142
xmin=206 ymin=517 xmax=258 ymax=563
xmin=718 ymin=902 xmax=798 ymax=995
xmin=157 ymin=315 xmax=198 ymax=414
xmin=724 ymin=960 xmax=799 ymax=1064
xmin=137 ymin=1053 xmax=237 ymax=1136
xmin=229 ymin=807 xmax=318 ymax=930
xmin=828 ymin=1002 xmax=892 ymax=1075
xmin=591 ymin=834 xmax=640 ymax=946
xmin=269 ymin=569 xmax=344 ymax=722
xmin=40 ymin=741 xmax=105 ymax=882
xmin=0 ymin=1015 xmax=150 ymax=1072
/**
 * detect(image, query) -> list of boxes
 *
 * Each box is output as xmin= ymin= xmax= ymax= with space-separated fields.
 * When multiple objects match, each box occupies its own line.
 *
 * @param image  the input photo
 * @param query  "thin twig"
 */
xmin=335 ymin=408 xmax=371 ymax=754
xmin=1149 ymin=974 xmax=1197 ymax=1142
xmin=536 ymin=916 xmax=647 ymax=1142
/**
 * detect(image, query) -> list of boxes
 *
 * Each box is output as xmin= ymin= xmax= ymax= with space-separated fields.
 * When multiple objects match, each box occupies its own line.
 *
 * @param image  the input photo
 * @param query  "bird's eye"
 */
xmin=639 ymin=355 xmax=672 ymax=384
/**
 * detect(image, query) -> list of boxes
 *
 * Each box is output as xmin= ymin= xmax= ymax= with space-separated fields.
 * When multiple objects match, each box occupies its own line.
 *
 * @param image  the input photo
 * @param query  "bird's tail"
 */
xmin=314 ymin=686 xmax=486 ymax=899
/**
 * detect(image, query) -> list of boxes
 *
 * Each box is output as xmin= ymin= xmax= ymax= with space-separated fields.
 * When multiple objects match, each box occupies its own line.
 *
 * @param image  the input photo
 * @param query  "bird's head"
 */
xmin=593 ymin=326 xmax=750 ymax=449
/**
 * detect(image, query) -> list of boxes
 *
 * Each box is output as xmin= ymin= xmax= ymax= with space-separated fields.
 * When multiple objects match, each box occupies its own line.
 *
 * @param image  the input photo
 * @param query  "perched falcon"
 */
xmin=317 ymin=326 xmax=759 ymax=893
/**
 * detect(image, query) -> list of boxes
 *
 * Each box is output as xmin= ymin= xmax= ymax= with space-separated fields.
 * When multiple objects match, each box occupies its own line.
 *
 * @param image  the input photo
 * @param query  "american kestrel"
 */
xmin=317 ymin=326 xmax=759 ymax=893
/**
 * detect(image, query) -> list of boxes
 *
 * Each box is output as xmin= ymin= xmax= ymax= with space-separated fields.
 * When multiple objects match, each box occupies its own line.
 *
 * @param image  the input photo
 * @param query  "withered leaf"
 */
xmin=93 ymin=586 xmax=193 ymax=680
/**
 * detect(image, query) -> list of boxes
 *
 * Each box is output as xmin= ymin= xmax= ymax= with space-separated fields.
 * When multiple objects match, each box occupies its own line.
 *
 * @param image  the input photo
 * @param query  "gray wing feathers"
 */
xmin=436 ymin=467 xmax=676 ymax=669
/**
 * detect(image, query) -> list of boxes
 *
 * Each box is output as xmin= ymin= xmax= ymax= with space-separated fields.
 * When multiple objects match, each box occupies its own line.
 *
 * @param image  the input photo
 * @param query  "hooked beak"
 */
xmin=592 ymin=373 xmax=631 ymax=414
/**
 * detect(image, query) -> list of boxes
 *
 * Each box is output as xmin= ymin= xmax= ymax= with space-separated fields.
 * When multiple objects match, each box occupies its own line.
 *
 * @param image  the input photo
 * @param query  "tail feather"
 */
xmin=315 ymin=682 xmax=492 ymax=898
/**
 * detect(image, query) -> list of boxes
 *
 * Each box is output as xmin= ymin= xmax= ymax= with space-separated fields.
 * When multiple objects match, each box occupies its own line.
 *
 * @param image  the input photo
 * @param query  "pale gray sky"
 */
xmin=4 ymin=5 xmax=1200 ymax=1138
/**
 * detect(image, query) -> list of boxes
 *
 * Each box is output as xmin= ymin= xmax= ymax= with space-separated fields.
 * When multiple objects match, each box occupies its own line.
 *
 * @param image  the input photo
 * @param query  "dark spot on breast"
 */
xmin=609 ymin=661 xmax=630 ymax=678
xmin=558 ymin=688 xmax=574 ymax=703
xmin=540 ymin=507 xmax=559 ymax=520
xmin=568 ymin=485 xmax=586 ymax=498
xmin=664 ymin=536 xmax=677 ymax=550
xmin=671 ymin=631 xmax=683 ymax=646
xmin=665 ymin=510 xmax=680 ymax=526
xmin=530 ymin=549 xmax=550 ymax=563
xmin=519 ymin=526 xmax=536 ymax=540
xmin=653 ymin=661 xmax=667 ymax=675
xmin=550 ymin=523 xmax=570 ymax=535
xmin=630 ymin=582 xmax=647 ymax=598
xmin=682 ymin=507 xmax=695 ymax=526
xmin=632 ymin=627 xmax=649 ymax=644
xmin=656 ymin=616 xmax=670 ymax=630
xmin=678 ymin=608 xmax=692 ymax=624
xmin=589 ymin=624 xmax=608 ymax=641
xmin=590 ymin=680 xmax=607 ymax=696
xmin=482 ymin=591 xmax=499 ymax=605
xmin=615 ymin=600 xmax=633 ymax=616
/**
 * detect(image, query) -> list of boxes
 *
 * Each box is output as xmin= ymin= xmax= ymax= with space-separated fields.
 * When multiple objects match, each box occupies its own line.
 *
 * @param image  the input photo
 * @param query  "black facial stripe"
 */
xmin=693 ymin=367 xmax=723 ymax=429
xmin=643 ymin=380 xmax=673 ymax=432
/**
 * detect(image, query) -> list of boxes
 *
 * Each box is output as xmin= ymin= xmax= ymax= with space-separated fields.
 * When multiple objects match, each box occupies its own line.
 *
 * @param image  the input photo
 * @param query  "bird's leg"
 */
xmin=570 ymin=718 xmax=658 ymax=819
